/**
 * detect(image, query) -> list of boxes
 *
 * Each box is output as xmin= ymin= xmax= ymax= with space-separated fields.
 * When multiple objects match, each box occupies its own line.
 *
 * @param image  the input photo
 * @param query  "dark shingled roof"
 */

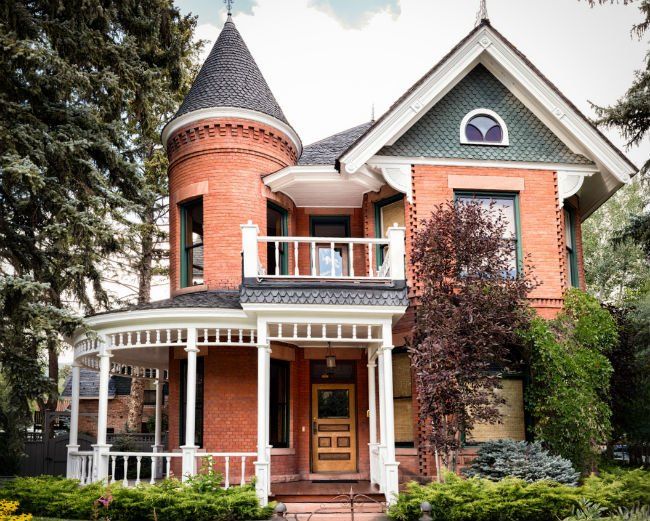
xmin=298 ymin=122 xmax=373 ymax=166
xmin=89 ymin=290 xmax=241 ymax=317
xmin=61 ymin=369 xmax=131 ymax=398
xmin=173 ymin=15 xmax=289 ymax=126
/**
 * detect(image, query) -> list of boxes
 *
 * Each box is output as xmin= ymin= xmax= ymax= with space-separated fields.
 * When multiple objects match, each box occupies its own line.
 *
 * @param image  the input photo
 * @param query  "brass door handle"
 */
xmin=312 ymin=421 xmax=318 ymax=435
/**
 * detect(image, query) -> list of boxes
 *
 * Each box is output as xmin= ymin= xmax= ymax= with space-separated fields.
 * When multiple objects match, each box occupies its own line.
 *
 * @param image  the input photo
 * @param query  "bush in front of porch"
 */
xmin=0 ymin=476 xmax=273 ymax=521
xmin=387 ymin=468 xmax=650 ymax=521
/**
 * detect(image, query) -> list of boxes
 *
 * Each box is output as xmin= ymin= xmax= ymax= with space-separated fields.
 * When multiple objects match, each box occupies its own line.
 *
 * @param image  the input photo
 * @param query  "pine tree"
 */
xmin=0 ymin=0 xmax=199 ymax=463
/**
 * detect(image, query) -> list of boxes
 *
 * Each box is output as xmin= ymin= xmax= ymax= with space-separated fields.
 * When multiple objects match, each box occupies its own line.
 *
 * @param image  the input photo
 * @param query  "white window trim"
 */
xmin=459 ymin=108 xmax=509 ymax=146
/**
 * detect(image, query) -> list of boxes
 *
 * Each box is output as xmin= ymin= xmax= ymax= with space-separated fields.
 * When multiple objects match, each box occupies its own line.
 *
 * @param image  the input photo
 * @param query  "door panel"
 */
xmin=311 ymin=383 xmax=356 ymax=472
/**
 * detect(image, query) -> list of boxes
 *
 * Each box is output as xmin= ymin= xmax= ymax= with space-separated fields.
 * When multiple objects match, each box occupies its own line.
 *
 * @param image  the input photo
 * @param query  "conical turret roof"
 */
xmin=174 ymin=15 xmax=289 ymax=125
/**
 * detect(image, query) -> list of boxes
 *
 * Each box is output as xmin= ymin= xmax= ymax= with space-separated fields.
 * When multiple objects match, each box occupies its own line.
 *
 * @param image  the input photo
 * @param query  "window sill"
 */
xmin=172 ymin=284 xmax=207 ymax=297
xmin=271 ymin=448 xmax=295 ymax=456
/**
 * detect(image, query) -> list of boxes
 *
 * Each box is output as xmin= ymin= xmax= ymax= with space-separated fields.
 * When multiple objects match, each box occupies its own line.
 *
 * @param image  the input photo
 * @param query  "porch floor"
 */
xmin=272 ymin=480 xmax=383 ymax=503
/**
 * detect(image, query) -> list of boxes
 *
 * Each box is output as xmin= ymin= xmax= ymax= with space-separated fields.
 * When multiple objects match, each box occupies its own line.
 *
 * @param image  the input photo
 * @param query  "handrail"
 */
xmin=258 ymin=235 xmax=389 ymax=245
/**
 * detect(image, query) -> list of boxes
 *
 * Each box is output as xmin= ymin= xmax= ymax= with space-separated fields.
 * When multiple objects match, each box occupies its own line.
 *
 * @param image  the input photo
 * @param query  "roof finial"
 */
xmin=371 ymin=102 xmax=375 ymax=122
xmin=475 ymin=0 xmax=489 ymax=26
xmin=224 ymin=0 xmax=234 ymax=17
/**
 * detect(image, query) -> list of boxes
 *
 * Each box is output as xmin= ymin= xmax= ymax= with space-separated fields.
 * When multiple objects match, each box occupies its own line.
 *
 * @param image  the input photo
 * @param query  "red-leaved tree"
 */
xmin=408 ymin=200 xmax=537 ymax=468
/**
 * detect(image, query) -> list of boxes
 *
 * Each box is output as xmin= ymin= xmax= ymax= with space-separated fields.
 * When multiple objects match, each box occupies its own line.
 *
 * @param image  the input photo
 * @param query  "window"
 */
xmin=270 ymin=360 xmax=290 ymax=448
xmin=310 ymin=216 xmax=350 ymax=277
xmin=374 ymin=195 xmax=405 ymax=269
xmin=392 ymin=350 xmax=415 ymax=447
xmin=466 ymin=378 xmax=526 ymax=444
xmin=143 ymin=390 xmax=156 ymax=406
xmin=460 ymin=109 xmax=509 ymax=146
xmin=180 ymin=198 xmax=204 ymax=288
xmin=455 ymin=192 xmax=521 ymax=277
xmin=179 ymin=357 xmax=204 ymax=448
xmin=267 ymin=203 xmax=288 ymax=276
xmin=564 ymin=207 xmax=579 ymax=287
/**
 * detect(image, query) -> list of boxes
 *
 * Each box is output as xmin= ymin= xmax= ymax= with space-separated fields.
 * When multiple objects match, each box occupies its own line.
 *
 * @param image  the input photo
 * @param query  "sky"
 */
xmin=175 ymin=0 xmax=649 ymax=167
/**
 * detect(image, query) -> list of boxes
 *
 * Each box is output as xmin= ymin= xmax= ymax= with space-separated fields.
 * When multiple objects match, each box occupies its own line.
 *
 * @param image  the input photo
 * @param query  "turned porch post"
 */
xmin=255 ymin=319 xmax=271 ymax=506
xmin=377 ymin=344 xmax=387 ymax=492
xmin=380 ymin=321 xmax=400 ymax=505
xmin=181 ymin=328 xmax=198 ymax=480
xmin=66 ymin=362 xmax=81 ymax=478
xmin=367 ymin=350 xmax=380 ymax=486
xmin=93 ymin=338 xmax=112 ymax=482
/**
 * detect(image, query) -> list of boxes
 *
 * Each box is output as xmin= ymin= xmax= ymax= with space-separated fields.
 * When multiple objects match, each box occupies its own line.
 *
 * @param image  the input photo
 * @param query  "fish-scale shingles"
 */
xmin=240 ymin=286 xmax=409 ymax=306
xmin=380 ymin=64 xmax=594 ymax=165
xmin=174 ymin=18 xmax=289 ymax=125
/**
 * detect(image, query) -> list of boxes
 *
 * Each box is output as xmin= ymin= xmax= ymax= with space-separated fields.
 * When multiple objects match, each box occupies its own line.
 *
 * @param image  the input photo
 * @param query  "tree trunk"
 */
xmin=126 ymin=205 xmax=156 ymax=432
xmin=127 ymin=378 xmax=146 ymax=432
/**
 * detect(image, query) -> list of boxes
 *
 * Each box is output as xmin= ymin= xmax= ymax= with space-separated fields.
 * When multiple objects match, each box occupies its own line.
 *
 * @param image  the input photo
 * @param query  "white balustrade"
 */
xmin=69 ymin=451 xmax=255 ymax=489
xmin=268 ymin=322 xmax=381 ymax=344
xmin=202 ymin=452 xmax=257 ymax=489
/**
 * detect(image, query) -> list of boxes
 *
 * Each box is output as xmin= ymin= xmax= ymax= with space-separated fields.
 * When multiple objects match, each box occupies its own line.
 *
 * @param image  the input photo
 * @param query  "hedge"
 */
xmin=0 ymin=476 xmax=273 ymax=521
xmin=388 ymin=468 xmax=650 ymax=521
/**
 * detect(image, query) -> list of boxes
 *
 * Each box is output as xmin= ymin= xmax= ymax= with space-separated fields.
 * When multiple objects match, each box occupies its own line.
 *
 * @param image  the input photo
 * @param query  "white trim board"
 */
xmin=161 ymin=106 xmax=302 ymax=155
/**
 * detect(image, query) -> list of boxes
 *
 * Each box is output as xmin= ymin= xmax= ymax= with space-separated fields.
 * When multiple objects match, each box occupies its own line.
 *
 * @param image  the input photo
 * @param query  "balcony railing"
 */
xmin=241 ymin=221 xmax=406 ymax=282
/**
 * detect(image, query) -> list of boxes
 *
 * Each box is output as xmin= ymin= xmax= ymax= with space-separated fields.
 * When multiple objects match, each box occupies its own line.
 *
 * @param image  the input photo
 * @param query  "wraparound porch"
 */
xmin=67 ymin=306 xmax=408 ymax=506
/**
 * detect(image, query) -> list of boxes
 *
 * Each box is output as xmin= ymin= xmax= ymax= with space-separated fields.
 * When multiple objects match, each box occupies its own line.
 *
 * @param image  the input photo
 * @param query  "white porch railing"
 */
xmin=69 ymin=451 xmax=256 ymax=489
xmin=241 ymin=221 xmax=406 ymax=281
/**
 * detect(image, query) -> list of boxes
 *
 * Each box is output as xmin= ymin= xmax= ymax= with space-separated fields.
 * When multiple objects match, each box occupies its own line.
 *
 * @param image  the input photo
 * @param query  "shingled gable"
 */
xmin=337 ymin=20 xmax=637 ymax=217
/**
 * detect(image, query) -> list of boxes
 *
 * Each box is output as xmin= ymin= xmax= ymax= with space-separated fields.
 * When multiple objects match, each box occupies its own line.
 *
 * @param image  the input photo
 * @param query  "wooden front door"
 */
xmin=311 ymin=383 xmax=357 ymax=473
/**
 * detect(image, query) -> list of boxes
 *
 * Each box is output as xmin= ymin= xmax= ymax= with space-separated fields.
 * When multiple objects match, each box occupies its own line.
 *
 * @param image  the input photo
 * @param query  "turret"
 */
xmin=162 ymin=15 xmax=301 ymax=295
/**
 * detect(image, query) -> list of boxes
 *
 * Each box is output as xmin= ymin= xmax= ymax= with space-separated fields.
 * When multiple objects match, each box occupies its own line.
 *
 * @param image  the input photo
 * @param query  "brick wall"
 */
xmin=167 ymin=117 xmax=298 ymax=294
xmin=77 ymin=396 xmax=155 ymax=437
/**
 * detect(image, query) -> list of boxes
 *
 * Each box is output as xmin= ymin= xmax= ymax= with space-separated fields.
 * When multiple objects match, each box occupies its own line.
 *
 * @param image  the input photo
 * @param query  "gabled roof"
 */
xmin=298 ymin=122 xmax=373 ymax=166
xmin=172 ymin=15 xmax=289 ymax=126
xmin=337 ymin=20 xmax=636 ymax=217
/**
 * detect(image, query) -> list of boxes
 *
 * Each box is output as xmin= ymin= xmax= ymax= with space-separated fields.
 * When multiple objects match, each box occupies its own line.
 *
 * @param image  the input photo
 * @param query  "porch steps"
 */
xmin=280 ymin=502 xmax=388 ymax=521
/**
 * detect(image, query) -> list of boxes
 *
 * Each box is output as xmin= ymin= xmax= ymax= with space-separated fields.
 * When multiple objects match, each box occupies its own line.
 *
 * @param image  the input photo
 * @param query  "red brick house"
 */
xmin=65 ymin=13 xmax=636 ymax=505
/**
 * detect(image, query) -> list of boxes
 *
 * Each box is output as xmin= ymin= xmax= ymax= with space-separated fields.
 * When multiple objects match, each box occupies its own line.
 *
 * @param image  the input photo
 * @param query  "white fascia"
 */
xmin=339 ymin=25 xmax=636 ymax=186
xmin=263 ymin=164 xmax=384 ymax=208
xmin=161 ymin=106 xmax=302 ymax=156
xmin=241 ymin=303 xmax=408 ymax=322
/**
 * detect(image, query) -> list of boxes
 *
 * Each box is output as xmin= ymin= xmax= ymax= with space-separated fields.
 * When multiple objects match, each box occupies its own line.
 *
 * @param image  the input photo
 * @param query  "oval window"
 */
xmin=465 ymin=114 xmax=503 ymax=143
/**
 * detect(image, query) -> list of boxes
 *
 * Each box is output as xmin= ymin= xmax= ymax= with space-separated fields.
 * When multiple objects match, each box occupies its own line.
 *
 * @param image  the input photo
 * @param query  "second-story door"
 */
xmin=310 ymin=216 xmax=350 ymax=277
xmin=267 ymin=202 xmax=288 ymax=275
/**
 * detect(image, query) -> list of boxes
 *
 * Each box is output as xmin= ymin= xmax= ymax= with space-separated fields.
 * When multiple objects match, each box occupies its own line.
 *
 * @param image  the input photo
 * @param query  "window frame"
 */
xmin=179 ymin=197 xmax=204 ymax=288
xmin=392 ymin=347 xmax=415 ymax=448
xmin=564 ymin=206 xmax=579 ymax=288
xmin=374 ymin=194 xmax=405 ymax=270
xmin=267 ymin=201 xmax=289 ymax=276
xmin=454 ymin=190 xmax=523 ymax=275
xmin=460 ymin=108 xmax=510 ymax=146
xmin=270 ymin=359 xmax=291 ymax=449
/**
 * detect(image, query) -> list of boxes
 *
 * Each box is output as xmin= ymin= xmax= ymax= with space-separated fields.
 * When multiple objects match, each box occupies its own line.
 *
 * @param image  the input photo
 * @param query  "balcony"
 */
xmin=241 ymin=221 xmax=406 ymax=283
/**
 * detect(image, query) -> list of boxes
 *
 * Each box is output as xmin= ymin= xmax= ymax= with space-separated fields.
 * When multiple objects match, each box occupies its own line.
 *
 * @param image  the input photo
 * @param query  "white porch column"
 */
xmin=93 ymin=339 xmax=112 ymax=482
xmin=254 ymin=319 xmax=270 ymax=506
xmin=181 ymin=328 xmax=198 ymax=481
xmin=380 ymin=321 xmax=400 ymax=505
xmin=367 ymin=351 xmax=380 ymax=486
xmin=66 ymin=362 xmax=81 ymax=478
xmin=377 ymin=346 xmax=387 ymax=492
xmin=152 ymin=371 xmax=164 ymax=478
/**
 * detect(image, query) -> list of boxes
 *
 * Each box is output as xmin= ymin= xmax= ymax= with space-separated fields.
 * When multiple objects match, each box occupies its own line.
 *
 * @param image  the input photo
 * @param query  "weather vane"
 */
xmin=475 ymin=0 xmax=489 ymax=26
xmin=224 ymin=0 xmax=234 ymax=16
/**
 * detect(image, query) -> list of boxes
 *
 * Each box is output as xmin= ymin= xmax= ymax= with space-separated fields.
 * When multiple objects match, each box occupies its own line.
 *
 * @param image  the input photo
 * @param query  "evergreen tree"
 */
xmin=0 ymin=0 xmax=198 ymax=462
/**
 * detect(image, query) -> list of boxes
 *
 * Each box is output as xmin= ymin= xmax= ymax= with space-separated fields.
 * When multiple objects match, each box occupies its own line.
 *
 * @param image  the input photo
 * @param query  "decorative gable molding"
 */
xmin=557 ymin=171 xmax=593 ymax=206
xmin=339 ymin=23 xmax=636 ymax=217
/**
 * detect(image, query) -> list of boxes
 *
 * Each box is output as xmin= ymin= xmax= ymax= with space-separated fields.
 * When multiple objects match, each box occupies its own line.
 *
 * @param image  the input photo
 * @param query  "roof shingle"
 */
xmin=298 ymin=122 xmax=373 ymax=166
xmin=173 ymin=16 xmax=289 ymax=126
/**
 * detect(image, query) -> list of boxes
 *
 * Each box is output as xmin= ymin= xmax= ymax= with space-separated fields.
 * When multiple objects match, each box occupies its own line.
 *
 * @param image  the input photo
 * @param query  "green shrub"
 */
xmin=463 ymin=440 xmax=580 ymax=485
xmin=563 ymin=501 xmax=650 ymax=520
xmin=388 ymin=468 xmax=650 ymax=521
xmin=0 ymin=476 xmax=273 ymax=521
